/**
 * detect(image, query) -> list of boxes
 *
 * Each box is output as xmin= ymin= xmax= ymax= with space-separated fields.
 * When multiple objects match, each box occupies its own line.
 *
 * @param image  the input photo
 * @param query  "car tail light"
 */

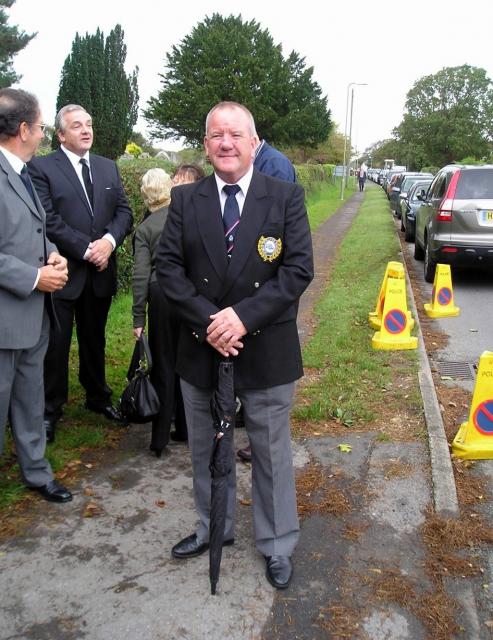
xmin=436 ymin=171 xmax=460 ymax=222
xmin=441 ymin=247 xmax=458 ymax=253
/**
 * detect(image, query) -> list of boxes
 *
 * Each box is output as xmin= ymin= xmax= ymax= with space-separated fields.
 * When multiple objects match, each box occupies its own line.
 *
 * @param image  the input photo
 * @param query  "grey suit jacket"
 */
xmin=0 ymin=150 xmax=57 ymax=349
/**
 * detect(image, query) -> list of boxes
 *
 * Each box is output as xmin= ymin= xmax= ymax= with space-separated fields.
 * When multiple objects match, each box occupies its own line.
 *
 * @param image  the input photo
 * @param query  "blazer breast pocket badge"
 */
xmin=257 ymin=235 xmax=282 ymax=262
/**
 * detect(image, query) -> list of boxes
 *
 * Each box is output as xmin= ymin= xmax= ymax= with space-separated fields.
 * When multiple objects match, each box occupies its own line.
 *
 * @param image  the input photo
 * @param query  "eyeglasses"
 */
xmin=28 ymin=122 xmax=47 ymax=133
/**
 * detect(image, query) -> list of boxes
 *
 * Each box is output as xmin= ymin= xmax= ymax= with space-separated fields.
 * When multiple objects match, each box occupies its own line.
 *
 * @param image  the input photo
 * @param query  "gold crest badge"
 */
xmin=258 ymin=235 xmax=282 ymax=262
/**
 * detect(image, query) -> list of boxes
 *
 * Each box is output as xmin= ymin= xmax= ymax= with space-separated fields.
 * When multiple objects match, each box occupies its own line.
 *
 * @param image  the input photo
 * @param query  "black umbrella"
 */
xmin=209 ymin=360 xmax=236 ymax=595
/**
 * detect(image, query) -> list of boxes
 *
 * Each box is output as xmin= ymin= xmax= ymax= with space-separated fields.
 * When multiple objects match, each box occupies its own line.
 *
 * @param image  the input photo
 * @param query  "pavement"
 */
xmin=1 ymin=187 xmax=492 ymax=640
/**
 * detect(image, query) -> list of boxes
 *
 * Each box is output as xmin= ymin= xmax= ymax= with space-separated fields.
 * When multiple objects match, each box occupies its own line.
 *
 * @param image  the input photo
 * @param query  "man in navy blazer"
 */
xmin=29 ymin=105 xmax=133 ymax=441
xmin=0 ymin=88 xmax=71 ymax=502
xmin=156 ymin=102 xmax=313 ymax=589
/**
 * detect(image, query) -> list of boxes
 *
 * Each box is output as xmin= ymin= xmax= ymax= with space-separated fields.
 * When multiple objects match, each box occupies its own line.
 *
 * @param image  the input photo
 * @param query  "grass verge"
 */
xmin=294 ymin=187 xmax=422 ymax=436
xmin=306 ymin=177 xmax=354 ymax=230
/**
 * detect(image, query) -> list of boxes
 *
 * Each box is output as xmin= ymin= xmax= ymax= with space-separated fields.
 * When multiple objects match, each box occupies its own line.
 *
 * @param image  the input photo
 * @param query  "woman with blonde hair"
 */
xmin=132 ymin=168 xmax=186 ymax=456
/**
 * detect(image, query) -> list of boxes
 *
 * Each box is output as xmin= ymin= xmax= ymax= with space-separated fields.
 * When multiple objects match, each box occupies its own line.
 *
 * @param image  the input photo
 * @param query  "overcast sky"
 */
xmin=9 ymin=0 xmax=493 ymax=153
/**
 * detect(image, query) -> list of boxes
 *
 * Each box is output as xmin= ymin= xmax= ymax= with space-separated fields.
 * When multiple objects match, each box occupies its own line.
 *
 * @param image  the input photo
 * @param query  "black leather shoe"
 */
xmin=43 ymin=418 xmax=57 ymax=444
xmin=265 ymin=555 xmax=293 ymax=589
xmin=85 ymin=402 xmax=127 ymax=425
xmin=31 ymin=480 xmax=72 ymax=503
xmin=237 ymin=445 xmax=252 ymax=462
xmin=171 ymin=533 xmax=234 ymax=559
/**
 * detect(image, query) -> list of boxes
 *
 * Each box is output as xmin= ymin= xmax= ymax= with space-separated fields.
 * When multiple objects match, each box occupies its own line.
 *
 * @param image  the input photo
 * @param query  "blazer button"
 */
xmin=39 ymin=257 xmax=44 ymax=262
xmin=203 ymin=278 xmax=208 ymax=284
xmin=37 ymin=228 xmax=42 ymax=234
xmin=254 ymin=282 xmax=260 ymax=288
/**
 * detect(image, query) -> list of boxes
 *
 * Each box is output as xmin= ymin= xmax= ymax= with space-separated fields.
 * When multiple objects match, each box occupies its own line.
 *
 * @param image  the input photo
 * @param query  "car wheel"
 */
xmin=404 ymin=225 xmax=414 ymax=242
xmin=424 ymin=238 xmax=436 ymax=283
xmin=414 ymin=237 xmax=424 ymax=260
xmin=400 ymin=217 xmax=405 ymax=231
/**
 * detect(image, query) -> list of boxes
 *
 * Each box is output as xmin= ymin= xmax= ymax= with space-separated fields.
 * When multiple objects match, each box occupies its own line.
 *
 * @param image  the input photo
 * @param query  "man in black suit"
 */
xmin=156 ymin=102 xmax=313 ymax=589
xmin=29 ymin=105 xmax=133 ymax=441
xmin=0 ymin=88 xmax=71 ymax=502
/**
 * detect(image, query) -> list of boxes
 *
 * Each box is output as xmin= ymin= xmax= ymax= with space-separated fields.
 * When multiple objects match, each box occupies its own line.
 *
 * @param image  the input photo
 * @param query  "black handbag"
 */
xmin=119 ymin=332 xmax=160 ymax=423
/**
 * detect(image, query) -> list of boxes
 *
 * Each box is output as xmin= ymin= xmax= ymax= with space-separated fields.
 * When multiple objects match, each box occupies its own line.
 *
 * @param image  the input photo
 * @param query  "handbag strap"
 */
xmin=127 ymin=332 xmax=153 ymax=380
xmin=138 ymin=332 xmax=153 ymax=373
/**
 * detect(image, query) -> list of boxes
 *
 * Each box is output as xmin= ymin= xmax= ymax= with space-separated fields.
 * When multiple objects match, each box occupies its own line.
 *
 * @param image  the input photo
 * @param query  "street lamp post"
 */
xmin=340 ymin=82 xmax=367 ymax=200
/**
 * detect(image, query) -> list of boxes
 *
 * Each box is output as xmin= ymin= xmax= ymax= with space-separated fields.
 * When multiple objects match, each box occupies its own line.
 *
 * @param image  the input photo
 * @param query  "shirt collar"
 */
xmin=254 ymin=139 xmax=265 ymax=159
xmin=61 ymin=144 xmax=90 ymax=169
xmin=0 ymin=145 xmax=25 ymax=174
xmin=214 ymin=164 xmax=254 ymax=197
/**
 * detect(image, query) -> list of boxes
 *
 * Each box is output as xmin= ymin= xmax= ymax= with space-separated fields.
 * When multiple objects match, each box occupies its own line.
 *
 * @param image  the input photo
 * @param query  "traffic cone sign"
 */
xmin=452 ymin=351 xmax=493 ymax=460
xmin=424 ymin=264 xmax=460 ymax=318
xmin=369 ymin=261 xmax=414 ymax=330
xmin=372 ymin=273 xmax=418 ymax=350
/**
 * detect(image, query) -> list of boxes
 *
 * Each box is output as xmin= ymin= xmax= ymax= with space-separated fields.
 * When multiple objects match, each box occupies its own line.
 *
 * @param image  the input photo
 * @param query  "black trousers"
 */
xmin=44 ymin=277 xmax=112 ymax=419
xmin=147 ymin=281 xmax=187 ymax=448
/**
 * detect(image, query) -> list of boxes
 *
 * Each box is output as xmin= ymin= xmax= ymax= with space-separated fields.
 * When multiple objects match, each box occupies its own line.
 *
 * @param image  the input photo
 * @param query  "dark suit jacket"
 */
xmin=28 ymin=148 xmax=133 ymax=300
xmin=156 ymin=169 xmax=313 ymax=389
xmin=0 ymin=150 xmax=57 ymax=349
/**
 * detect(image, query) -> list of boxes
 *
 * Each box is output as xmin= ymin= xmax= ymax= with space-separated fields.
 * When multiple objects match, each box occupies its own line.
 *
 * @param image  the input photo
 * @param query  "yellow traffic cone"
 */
xmin=424 ymin=264 xmax=460 ymax=318
xmin=369 ymin=262 xmax=414 ymax=330
xmin=372 ymin=274 xmax=418 ymax=350
xmin=452 ymin=351 xmax=493 ymax=460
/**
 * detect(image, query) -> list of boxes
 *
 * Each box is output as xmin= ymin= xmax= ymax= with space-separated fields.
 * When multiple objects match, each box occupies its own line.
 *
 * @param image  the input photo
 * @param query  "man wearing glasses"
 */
xmin=0 ymin=88 xmax=72 ymax=502
xmin=28 ymin=105 xmax=133 ymax=442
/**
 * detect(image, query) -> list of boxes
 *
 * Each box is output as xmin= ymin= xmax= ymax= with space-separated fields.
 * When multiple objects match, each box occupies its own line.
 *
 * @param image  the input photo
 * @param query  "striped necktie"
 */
xmin=222 ymin=184 xmax=241 ymax=254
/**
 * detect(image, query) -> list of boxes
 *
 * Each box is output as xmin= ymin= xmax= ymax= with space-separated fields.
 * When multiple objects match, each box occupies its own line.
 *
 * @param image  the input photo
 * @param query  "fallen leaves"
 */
xmin=82 ymin=501 xmax=102 ymax=518
xmin=337 ymin=444 xmax=352 ymax=453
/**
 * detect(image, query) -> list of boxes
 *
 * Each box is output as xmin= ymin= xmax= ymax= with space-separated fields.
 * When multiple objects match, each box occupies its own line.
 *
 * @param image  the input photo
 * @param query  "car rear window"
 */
xmin=455 ymin=169 xmax=493 ymax=199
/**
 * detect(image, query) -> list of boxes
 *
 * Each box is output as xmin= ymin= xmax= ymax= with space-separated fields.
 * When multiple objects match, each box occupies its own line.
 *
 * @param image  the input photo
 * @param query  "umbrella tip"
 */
xmin=211 ymin=582 xmax=217 ymax=595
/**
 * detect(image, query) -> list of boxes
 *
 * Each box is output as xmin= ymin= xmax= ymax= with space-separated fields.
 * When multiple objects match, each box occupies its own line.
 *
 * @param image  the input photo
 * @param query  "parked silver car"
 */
xmin=414 ymin=165 xmax=493 ymax=282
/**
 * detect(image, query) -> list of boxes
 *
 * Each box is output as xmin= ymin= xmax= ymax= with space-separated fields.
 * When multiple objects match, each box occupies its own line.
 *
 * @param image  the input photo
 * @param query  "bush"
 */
xmin=295 ymin=163 xmax=334 ymax=195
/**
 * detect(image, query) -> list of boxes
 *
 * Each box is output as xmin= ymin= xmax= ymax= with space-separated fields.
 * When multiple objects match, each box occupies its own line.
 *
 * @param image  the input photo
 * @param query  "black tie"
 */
xmin=80 ymin=158 xmax=94 ymax=208
xmin=222 ymin=184 xmax=241 ymax=254
xmin=20 ymin=165 xmax=36 ymax=206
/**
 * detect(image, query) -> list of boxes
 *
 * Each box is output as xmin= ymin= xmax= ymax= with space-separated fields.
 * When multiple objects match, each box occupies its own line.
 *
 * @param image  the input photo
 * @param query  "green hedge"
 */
xmin=116 ymin=159 xmax=335 ymax=293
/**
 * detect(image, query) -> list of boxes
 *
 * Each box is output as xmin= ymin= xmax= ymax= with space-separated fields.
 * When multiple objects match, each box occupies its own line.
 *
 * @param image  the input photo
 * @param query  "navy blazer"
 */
xmin=156 ymin=169 xmax=313 ymax=389
xmin=28 ymin=148 xmax=133 ymax=299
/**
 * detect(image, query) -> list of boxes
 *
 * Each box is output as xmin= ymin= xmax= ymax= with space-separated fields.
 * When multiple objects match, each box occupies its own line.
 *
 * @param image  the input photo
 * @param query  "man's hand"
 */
xmin=37 ymin=264 xmax=68 ymax=292
xmin=207 ymin=307 xmax=247 ymax=357
xmin=47 ymin=252 xmax=68 ymax=273
xmin=87 ymin=238 xmax=112 ymax=271
xmin=133 ymin=327 xmax=143 ymax=339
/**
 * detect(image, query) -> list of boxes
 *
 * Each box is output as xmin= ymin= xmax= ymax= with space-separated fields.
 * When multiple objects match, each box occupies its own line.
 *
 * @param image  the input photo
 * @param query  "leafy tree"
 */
xmin=145 ymin=13 xmax=332 ymax=148
xmin=0 ymin=0 xmax=35 ymax=88
xmin=394 ymin=65 xmax=493 ymax=167
xmin=55 ymin=24 xmax=139 ymax=159
xmin=129 ymin=131 xmax=158 ymax=156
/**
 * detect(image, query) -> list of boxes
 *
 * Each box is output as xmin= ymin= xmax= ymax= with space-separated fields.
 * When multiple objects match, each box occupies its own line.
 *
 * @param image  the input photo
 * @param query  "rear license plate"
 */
xmin=478 ymin=210 xmax=493 ymax=226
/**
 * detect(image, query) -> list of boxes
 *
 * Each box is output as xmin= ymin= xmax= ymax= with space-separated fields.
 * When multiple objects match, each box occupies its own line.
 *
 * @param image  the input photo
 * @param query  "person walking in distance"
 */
xmin=28 ymin=105 xmax=133 ymax=443
xmin=0 ymin=88 xmax=72 ymax=502
xmin=156 ymin=101 xmax=313 ymax=589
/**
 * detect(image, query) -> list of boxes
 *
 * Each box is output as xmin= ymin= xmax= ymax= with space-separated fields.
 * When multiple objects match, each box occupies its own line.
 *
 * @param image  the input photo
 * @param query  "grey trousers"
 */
xmin=0 ymin=312 xmax=53 ymax=487
xmin=180 ymin=378 xmax=299 ymax=557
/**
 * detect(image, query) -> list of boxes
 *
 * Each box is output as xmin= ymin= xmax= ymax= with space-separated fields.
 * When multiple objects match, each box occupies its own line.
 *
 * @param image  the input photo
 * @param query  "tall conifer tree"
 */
xmin=0 ymin=0 xmax=36 ymax=88
xmin=55 ymin=24 xmax=138 ymax=159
